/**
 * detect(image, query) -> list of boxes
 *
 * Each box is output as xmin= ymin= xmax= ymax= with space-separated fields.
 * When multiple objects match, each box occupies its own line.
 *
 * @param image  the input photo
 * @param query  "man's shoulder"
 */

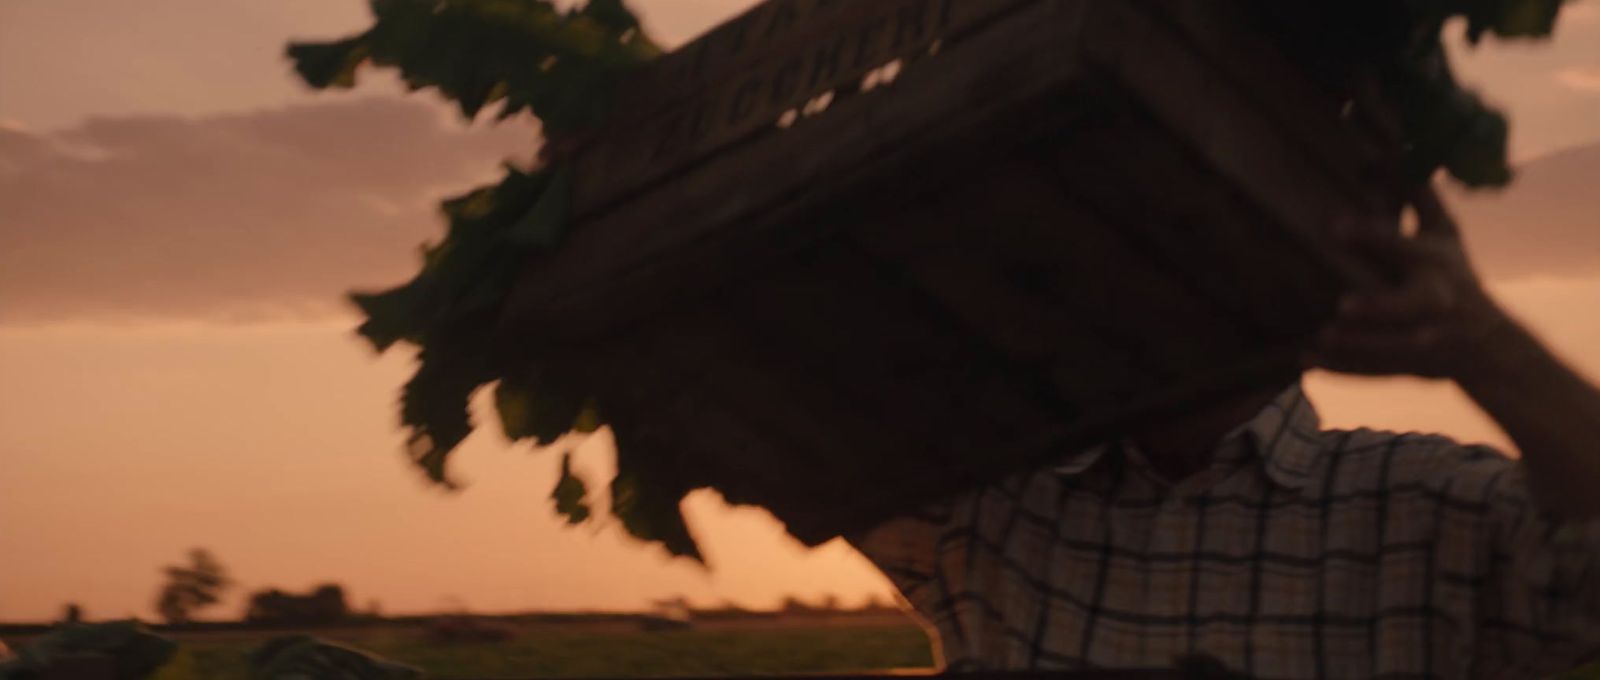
xmin=1316 ymin=427 xmax=1519 ymax=497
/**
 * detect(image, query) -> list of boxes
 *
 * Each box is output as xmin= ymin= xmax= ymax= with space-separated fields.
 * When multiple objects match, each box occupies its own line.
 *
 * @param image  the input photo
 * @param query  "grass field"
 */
xmin=15 ymin=619 xmax=1600 ymax=679
xmin=148 ymin=621 xmax=937 ymax=680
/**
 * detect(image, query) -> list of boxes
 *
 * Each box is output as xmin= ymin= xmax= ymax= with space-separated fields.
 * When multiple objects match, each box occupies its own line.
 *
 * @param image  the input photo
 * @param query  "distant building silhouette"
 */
xmin=245 ymin=584 xmax=349 ymax=625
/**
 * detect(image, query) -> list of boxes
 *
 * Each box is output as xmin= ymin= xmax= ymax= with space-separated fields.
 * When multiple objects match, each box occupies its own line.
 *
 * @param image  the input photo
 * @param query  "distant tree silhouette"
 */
xmin=859 ymin=594 xmax=895 ymax=613
xmin=245 ymin=584 xmax=350 ymax=625
xmin=61 ymin=603 xmax=83 ymax=624
xmin=155 ymin=548 xmax=230 ymax=624
xmin=709 ymin=599 xmax=752 ymax=616
xmin=779 ymin=596 xmax=813 ymax=614
xmin=649 ymin=595 xmax=692 ymax=616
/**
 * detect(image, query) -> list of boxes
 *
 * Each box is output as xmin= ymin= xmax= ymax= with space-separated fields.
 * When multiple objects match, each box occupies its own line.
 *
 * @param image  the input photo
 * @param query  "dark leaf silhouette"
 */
xmin=551 ymin=452 xmax=593 ymax=525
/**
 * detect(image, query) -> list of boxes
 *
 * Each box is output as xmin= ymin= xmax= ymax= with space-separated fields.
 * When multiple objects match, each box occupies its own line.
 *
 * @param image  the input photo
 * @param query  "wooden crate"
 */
xmin=495 ymin=0 xmax=1404 ymax=545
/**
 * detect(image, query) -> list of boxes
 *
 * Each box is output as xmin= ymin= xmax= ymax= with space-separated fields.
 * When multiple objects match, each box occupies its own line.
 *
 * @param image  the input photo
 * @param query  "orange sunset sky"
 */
xmin=1 ymin=1 xmax=1598 ymax=623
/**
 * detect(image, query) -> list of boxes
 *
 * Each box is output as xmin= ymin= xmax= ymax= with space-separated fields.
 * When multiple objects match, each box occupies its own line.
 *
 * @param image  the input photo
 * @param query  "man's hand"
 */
xmin=1304 ymin=187 xmax=1514 ymax=380
xmin=1307 ymin=185 xmax=1600 ymax=519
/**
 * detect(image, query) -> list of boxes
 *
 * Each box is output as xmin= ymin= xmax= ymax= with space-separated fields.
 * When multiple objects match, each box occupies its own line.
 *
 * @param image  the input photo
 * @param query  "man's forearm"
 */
xmin=1456 ymin=315 xmax=1600 ymax=519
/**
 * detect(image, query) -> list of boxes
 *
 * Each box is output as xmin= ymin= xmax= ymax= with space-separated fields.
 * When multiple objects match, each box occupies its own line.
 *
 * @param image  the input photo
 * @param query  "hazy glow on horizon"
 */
xmin=0 ymin=0 xmax=1597 ymax=622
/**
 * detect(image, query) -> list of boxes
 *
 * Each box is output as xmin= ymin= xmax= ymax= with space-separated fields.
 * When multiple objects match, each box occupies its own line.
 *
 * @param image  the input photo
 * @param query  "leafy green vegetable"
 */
xmin=495 ymin=369 xmax=584 ymax=446
xmin=288 ymin=0 xmax=702 ymax=557
xmin=292 ymin=0 xmax=1574 ymax=559
xmin=287 ymin=0 xmax=659 ymax=126
xmin=608 ymin=426 xmax=706 ymax=561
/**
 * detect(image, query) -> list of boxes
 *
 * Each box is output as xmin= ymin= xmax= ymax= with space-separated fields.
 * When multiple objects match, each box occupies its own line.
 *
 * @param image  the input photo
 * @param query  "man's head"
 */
xmin=1132 ymin=378 xmax=1298 ymax=480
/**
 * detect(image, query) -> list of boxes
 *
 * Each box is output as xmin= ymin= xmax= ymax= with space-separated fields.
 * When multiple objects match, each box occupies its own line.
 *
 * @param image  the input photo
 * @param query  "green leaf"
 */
xmin=286 ymin=36 xmax=371 ymax=90
xmin=1493 ymin=0 xmax=1565 ymax=38
xmin=572 ymin=401 xmax=603 ymax=434
xmin=611 ymin=471 xmax=702 ymax=562
xmin=1446 ymin=107 xmax=1514 ymax=187
xmin=577 ymin=0 xmax=643 ymax=34
xmin=348 ymin=286 xmax=420 ymax=352
xmin=398 ymin=345 xmax=495 ymax=488
xmin=507 ymin=169 xmax=573 ymax=247
xmin=289 ymin=0 xmax=655 ymax=132
xmin=495 ymin=377 xmax=538 ymax=442
xmin=551 ymin=453 xmax=593 ymax=525
xmin=608 ymin=425 xmax=705 ymax=562
xmin=494 ymin=372 xmax=584 ymax=445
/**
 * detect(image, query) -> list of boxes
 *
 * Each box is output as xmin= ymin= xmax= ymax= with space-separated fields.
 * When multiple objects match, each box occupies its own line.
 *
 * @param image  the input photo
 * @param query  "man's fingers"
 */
xmin=1338 ymin=231 xmax=1436 ymax=284
xmin=1410 ymin=185 xmax=1462 ymax=238
xmin=1303 ymin=352 xmax=1423 ymax=377
xmin=1301 ymin=350 xmax=1412 ymax=377
xmin=1339 ymin=276 xmax=1455 ymax=324
xmin=1314 ymin=324 xmax=1443 ymax=357
xmin=1311 ymin=187 xmax=1484 ymax=381
xmin=1341 ymin=231 xmax=1417 ymax=265
xmin=1305 ymin=324 xmax=1448 ymax=377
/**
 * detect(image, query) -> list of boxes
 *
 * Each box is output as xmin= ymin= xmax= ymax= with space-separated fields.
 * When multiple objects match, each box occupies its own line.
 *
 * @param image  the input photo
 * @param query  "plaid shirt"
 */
xmin=852 ymin=386 xmax=1600 ymax=679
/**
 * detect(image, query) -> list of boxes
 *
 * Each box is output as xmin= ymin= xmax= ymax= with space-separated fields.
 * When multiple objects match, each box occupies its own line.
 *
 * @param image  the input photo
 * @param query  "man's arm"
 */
xmin=1306 ymin=186 xmax=1600 ymax=519
xmin=1456 ymin=318 xmax=1600 ymax=519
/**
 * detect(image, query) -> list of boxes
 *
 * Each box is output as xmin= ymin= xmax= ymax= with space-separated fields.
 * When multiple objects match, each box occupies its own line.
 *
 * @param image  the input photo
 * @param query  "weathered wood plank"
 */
xmin=1079 ymin=1 xmax=1385 ymax=290
xmin=713 ymin=237 xmax=1067 ymax=459
xmin=645 ymin=305 xmax=917 ymax=481
xmin=850 ymin=164 xmax=1160 ymax=406
xmin=1145 ymin=0 xmax=1397 ymax=213
xmin=850 ymin=146 xmax=1281 ymax=409
xmin=958 ymin=151 xmax=1258 ymax=376
xmin=574 ymin=0 xmax=1042 ymax=216
xmin=1049 ymin=98 xmax=1342 ymax=342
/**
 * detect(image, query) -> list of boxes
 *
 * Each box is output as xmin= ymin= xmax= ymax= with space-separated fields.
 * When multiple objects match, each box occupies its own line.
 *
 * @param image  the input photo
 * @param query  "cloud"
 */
xmin=0 ymin=98 xmax=534 ymax=324
xmin=1556 ymin=65 xmax=1600 ymax=92
xmin=634 ymin=0 xmax=760 ymax=46
xmin=1565 ymin=2 xmax=1599 ymax=24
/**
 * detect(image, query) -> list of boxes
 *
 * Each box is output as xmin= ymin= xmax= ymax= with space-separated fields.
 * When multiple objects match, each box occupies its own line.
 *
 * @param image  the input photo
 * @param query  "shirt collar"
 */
xmin=1236 ymin=383 xmax=1326 ymax=494
xmin=1052 ymin=443 xmax=1111 ymax=476
xmin=1052 ymin=383 xmax=1326 ymax=494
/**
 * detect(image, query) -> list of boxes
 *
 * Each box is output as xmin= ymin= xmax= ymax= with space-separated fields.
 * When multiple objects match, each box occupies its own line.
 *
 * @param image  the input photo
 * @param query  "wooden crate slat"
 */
xmin=1054 ymin=100 xmax=1342 ymax=341
xmin=849 ymin=167 xmax=1165 ymax=406
xmin=1044 ymin=135 xmax=1266 ymax=338
xmin=711 ymin=240 xmax=1064 ymax=457
xmin=941 ymin=152 xmax=1257 ymax=376
xmin=641 ymin=306 xmax=920 ymax=484
xmin=576 ymin=0 xmax=1044 ymax=216
xmin=1146 ymin=0 xmax=1396 ymax=211
xmin=1080 ymin=2 xmax=1382 ymax=291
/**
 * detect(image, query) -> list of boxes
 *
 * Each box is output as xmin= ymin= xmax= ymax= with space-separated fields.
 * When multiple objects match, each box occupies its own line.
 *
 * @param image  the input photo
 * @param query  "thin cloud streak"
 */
xmin=0 ymin=2 xmax=1591 ymax=325
xmin=0 ymin=98 xmax=533 ymax=324
xmin=1556 ymin=65 xmax=1600 ymax=92
xmin=1 ymin=111 xmax=1592 ymax=327
xmin=1452 ymin=142 xmax=1600 ymax=280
